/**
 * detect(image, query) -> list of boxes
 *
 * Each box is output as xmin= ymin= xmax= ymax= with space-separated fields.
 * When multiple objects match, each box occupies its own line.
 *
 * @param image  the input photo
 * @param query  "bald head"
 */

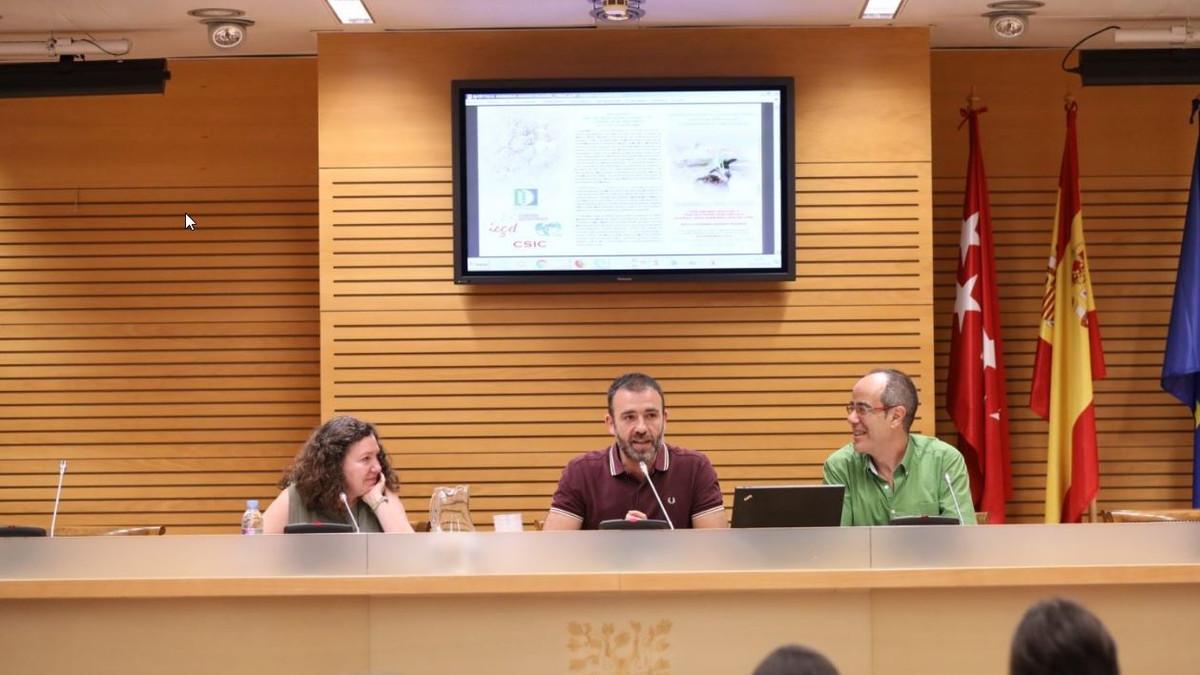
xmin=861 ymin=369 xmax=919 ymax=432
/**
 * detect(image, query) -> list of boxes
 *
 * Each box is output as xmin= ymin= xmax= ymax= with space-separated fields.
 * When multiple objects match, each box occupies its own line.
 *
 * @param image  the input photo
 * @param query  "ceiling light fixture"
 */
xmin=325 ymin=0 xmax=374 ymax=25
xmin=859 ymin=0 xmax=906 ymax=20
xmin=986 ymin=11 xmax=1029 ymax=39
xmin=983 ymin=1 xmax=1041 ymax=39
xmin=200 ymin=18 xmax=254 ymax=49
xmin=985 ymin=0 xmax=1043 ymax=10
xmin=590 ymin=0 xmax=645 ymax=23
xmin=186 ymin=8 xmax=245 ymax=19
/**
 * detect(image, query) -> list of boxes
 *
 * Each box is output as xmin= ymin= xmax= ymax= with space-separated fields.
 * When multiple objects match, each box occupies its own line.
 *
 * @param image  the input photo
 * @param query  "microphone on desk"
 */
xmin=638 ymin=461 xmax=675 ymax=530
xmin=50 ymin=459 xmax=67 ymax=538
xmin=944 ymin=473 xmax=965 ymax=526
xmin=338 ymin=492 xmax=361 ymax=533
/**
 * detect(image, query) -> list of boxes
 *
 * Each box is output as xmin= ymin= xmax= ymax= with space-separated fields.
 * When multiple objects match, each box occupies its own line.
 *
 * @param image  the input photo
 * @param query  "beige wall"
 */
xmin=317 ymin=28 xmax=936 ymax=527
xmin=931 ymin=50 xmax=1198 ymax=521
xmin=0 ymin=59 xmax=320 ymax=533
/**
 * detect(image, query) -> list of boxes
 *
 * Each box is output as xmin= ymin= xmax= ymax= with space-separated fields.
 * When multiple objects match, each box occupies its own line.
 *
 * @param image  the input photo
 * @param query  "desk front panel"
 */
xmin=2 ymin=525 xmax=1198 ymax=674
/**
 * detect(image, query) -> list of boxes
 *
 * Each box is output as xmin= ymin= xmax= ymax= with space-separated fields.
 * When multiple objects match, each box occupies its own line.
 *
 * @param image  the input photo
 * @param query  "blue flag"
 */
xmin=1162 ymin=101 xmax=1200 ymax=508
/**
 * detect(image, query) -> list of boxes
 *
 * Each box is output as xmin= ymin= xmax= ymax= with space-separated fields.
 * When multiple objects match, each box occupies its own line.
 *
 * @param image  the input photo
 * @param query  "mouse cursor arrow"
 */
xmin=184 ymin=213 xmax=196 ymax=231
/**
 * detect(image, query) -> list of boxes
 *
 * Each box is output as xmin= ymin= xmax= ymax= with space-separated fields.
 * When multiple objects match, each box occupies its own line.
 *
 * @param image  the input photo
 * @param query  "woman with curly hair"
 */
xmin=263 ymin=416 xmax=414 ymax=533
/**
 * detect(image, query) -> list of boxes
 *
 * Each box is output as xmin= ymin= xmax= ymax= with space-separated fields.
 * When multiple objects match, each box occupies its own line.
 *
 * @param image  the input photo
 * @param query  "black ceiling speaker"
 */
xmin=1077 ymin=48 xmax=1200 ymax=86
xmin=0 ymin=56 xmax=170 ymax=99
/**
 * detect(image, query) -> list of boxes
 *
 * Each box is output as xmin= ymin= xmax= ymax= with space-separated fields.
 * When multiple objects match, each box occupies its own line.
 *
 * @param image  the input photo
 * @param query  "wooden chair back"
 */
xmin=105 ymin=525 xmax=167 ymax=536
xmin=54 ymin=525 xmax=166 ymax=536
xmin=1100 ymin=509 xmax=1200 ymax=523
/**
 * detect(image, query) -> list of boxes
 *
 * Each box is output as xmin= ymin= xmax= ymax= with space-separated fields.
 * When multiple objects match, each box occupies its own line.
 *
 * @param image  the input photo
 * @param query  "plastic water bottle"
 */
xmin=241 ymin=499 xmax=263 ymax=535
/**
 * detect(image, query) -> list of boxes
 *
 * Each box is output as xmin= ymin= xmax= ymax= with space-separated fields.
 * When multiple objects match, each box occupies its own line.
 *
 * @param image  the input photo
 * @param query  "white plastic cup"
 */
xmin=492 ymin=513 xmax=523 ymax=532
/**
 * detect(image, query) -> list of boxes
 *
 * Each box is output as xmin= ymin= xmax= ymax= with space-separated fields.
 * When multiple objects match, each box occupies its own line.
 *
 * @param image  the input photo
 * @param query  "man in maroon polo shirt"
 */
xmin=542 ymin=372 xmax=727 ymax=530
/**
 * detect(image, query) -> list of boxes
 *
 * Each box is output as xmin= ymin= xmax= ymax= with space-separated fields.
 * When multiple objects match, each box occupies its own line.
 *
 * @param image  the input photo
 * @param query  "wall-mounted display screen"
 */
xmin=451 ymin=77 xmax=795 ymax=283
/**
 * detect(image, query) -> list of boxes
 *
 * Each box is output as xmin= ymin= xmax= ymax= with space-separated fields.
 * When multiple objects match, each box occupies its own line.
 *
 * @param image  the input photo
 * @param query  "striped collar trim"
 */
xmin=608 ymin=443 xmax=670 ymax=476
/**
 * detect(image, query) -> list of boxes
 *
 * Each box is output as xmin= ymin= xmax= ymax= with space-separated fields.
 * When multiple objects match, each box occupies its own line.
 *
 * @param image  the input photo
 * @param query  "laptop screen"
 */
xmin=731 ymin=484 xmax=845 ymax=528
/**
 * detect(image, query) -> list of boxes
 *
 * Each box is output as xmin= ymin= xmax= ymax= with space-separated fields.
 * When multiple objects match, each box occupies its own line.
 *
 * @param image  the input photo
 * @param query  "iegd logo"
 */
xmin=513 ymin=189 xmax=538 ymax=207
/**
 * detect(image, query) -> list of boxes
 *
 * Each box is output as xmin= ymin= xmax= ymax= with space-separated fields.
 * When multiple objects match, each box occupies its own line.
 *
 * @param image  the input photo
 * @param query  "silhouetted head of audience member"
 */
xmin=1010 ymin=598 xmax=1119 ymax=675
xmin=752 ymin=644 xmax=840 ymax=675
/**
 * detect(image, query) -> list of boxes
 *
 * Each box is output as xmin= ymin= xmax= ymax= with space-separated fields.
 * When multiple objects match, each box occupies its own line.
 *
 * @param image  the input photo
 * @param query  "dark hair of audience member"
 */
xmin=752 ymin=644 xmax=839 ymax=675
xmin=1010 ymin=598 xmax=1119 ymax=675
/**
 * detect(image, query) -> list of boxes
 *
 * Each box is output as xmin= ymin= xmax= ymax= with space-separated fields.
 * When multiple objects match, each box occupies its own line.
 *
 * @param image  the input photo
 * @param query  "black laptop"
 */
xmin=731 ymin=484 xmax=845 ymax=528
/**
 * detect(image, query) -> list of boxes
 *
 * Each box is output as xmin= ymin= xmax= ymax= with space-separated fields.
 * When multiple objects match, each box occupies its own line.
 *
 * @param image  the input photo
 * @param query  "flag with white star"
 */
xmin=946 ymin=105 xmax=1012 ymax=523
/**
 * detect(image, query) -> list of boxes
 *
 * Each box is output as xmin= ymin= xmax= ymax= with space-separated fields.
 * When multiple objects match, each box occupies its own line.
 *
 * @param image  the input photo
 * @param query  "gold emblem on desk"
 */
xmin=566 ymin=619 xmax=672 ymax=673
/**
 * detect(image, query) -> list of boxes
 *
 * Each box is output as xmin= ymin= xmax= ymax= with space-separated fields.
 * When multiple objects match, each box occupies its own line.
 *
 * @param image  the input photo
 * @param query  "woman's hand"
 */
xmin=364 ymin=473 xmax=387 ymax=510
xmin=363 ymin=475 xmax=414 ymax=534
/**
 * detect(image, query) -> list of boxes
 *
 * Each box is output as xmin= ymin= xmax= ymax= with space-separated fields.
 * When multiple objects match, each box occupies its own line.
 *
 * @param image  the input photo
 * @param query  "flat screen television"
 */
xmin=451 ymin=77 xmax=795 ymax=283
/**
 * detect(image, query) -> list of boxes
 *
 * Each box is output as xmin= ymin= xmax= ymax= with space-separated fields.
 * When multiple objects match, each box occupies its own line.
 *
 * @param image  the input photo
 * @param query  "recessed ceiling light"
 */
xmin=326 ymin=0 xmax=374 ymax=25
xmin=986 ymin=1 xmax=1044 ymax=9
xmin=187 ymin=8 xmax=245 ymax=19
xmin=590 ymin=0 xmax=645 ymax=22
xmin=860 ymin=0 xmax=907 ymax=20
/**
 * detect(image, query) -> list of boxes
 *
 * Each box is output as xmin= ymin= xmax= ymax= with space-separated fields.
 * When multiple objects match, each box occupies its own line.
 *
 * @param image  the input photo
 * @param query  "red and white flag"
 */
xmin=946 ymin=106 xmax=1012 ymax=522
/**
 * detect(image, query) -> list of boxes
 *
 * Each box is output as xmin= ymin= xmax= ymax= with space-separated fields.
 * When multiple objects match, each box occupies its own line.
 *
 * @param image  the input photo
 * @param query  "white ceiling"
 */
xmin=0 ymin=0 xmax=1197 ymax=62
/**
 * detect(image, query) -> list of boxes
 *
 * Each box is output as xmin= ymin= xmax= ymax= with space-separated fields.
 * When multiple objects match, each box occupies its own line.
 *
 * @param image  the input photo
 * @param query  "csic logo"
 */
xmin=513 ymin=188 xmax=539 ymax=207
xmin=535 ymin=222 xmax=563 ymax=237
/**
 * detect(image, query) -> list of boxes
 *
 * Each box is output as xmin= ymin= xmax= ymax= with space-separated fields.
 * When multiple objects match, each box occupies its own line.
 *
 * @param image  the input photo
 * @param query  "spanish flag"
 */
xmin=1029 ymin=101 xmax=1107 ymax=524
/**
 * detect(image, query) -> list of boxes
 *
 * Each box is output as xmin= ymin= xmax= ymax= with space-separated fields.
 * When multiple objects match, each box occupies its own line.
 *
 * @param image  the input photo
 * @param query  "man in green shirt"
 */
xmin=823 ymin=368 xmax=977 ymax=526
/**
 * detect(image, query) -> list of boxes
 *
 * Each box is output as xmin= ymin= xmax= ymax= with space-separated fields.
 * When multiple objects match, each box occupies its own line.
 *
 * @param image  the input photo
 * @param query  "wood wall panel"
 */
xmin=931 ymin=50 xmax=1197 ymax=522
xmin=319 ymin=29 xmax=934 ymax=528
xmin=0 ymin=60 xmax=317 ymax=189
xmin=0 ymin=59 xmax=319 ymax=534
xmin=318 ymin=28 xmax=931 ymax=167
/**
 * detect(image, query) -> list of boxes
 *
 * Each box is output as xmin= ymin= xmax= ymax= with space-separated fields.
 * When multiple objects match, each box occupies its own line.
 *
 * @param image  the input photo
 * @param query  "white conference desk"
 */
xmin=2 ymin=524 xmax=1198 ymax=675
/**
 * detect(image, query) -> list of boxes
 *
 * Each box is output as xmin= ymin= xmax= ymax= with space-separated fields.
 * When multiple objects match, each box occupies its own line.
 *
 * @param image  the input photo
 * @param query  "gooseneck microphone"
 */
xmin=944 ymin=473 xmax=965 ymax=525
xmin=638 ymin=461 xmax=675 ymax=530
xmin=49 ymin=459 xmax=67 ymax=537
xmin=338 ymin=492 xmax=361 ymax=533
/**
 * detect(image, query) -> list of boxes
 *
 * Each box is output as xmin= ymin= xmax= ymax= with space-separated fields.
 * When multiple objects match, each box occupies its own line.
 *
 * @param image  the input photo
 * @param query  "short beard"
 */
xmin=617 ymin=436 xmax=661 ymax=466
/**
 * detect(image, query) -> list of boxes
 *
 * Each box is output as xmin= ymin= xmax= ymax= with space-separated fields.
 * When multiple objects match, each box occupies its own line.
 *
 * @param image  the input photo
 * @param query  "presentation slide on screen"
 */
xmin=464 ymin=90 xmax=783 ymax=273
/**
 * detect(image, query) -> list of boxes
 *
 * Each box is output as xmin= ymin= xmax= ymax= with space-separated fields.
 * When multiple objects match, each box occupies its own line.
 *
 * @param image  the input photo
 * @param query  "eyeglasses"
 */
xmin=845 ymin=402 xmax=895 ymax=417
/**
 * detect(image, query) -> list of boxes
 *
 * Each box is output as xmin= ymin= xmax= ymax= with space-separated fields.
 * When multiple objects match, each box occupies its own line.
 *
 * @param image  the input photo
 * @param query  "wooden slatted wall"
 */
xmin=930 ymin=50 xmax=1197 ymax=522
xmin=0 ymin=59 xmax=319 ymax=534
xmin=319 ymin=29 xmax=936 ymax=528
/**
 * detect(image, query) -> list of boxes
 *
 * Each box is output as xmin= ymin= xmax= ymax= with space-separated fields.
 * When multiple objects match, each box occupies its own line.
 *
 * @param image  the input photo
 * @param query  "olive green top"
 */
xmin=822 ymin=434 xmax=977 ymax=526
xmin=285 ymin=483 xmax=382 ymax=533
